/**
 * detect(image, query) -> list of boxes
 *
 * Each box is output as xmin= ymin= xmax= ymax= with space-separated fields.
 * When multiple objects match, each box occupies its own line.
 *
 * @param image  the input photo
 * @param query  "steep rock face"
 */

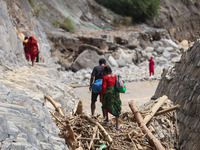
xmin=0 ymin=85 xmax=67 ymax=150
xmin=30 ymin=0 xmax=114 ymax=31
xmin=147 ymin=0 xmax=200 ymax=41
xmin=153 ymin=39 xmax=200 ymax=149
xmin=5 ymin=0 xmax=53 ymax=66
xmin=0 ymin=0 xmax=26 ymax=70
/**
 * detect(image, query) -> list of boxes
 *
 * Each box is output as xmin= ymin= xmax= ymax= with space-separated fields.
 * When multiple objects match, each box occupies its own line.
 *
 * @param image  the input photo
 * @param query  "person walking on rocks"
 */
xmin=89 ymin=58 xmax=106 ymax=116
xmin=23 ymin=36 xmax=30 ymax=61
xmin=28 ymin=36 xmax=39 ymax=66
xmin=100 ymin=66 xmax=122 ymax=130
xmin=148 ymin=57 xmax=154 ymax=76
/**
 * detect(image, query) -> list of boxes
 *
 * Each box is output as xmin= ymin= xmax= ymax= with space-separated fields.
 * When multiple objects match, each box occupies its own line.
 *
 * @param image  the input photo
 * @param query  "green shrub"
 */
xmin=28 ymin=0 xmax=40 ymax=17
xmin=95 ymin=0 xmax=160 ymax=22
xmin=121 ymin=17 xmax=132 ymax=25
xmin=53 ymin=19 xmax=61 ymax=28
xmin=60 ymin=18 xmax=76 ymax=33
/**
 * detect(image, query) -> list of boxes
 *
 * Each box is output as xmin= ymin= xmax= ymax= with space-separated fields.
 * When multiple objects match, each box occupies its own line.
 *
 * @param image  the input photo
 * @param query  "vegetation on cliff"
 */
xmin=95 ymin=0 xmax=160 ymax=22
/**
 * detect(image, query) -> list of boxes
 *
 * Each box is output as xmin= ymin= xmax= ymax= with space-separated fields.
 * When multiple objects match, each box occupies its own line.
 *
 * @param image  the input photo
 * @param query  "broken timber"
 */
xmin=154 ymin=104 xmax=180 ymax=116
xmin=44 ymin=95 xmax=65 ymax=117
xmin=81 ymin=115 xmax=113 ymax=144
xmin=129 ymin=100 xmax=165 ymax=150
xmin=143 ymin=95 xmax=168 ymax=125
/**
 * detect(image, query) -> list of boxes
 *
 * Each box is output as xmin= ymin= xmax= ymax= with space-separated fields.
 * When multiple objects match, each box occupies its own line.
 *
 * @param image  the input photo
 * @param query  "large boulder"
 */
xmin=71 ymin=50 xmax=105 ymax=72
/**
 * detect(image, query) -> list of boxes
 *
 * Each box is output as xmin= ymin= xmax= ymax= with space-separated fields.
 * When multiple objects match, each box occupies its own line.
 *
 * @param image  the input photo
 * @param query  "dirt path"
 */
xmin=74 ymin=80 xmax=159 ymax=115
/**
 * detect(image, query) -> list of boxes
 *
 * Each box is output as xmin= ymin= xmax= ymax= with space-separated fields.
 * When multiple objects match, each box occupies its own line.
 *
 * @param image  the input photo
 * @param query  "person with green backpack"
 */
xmin=100 ymin=66 xmax=122 ymax=130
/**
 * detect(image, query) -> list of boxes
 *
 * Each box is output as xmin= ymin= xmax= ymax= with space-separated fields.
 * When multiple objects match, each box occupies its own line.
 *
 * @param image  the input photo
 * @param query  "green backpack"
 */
xmin=116 ymin=75 xmax=126 ymax=93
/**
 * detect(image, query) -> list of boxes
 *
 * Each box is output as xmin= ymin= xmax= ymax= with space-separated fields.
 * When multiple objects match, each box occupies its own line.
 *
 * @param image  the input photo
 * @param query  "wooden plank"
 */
xmin=154 ymin=104 xmax=180 ymax=116
xmin=143 ymin=95 xmax=168 ymax=125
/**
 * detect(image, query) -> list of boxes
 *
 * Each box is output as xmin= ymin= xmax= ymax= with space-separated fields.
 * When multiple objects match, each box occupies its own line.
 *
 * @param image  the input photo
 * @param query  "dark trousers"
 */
xmin=36 ymin=52 xmax=39 ymax=62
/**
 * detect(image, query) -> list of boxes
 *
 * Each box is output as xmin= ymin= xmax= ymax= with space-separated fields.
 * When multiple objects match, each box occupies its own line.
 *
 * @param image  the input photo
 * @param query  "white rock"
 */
xmin=165 ymin=47 xmax=174 ymax=52
xmin=161 ymin=39 xmax=179 ymax=48
xmin=144 ymin=47 xmax=154 ymax=52
xmin=171 ymin=56 xmax=181 ymax=63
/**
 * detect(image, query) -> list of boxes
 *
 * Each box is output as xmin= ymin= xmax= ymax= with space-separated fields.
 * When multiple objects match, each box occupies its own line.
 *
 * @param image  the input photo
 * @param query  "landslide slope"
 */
xmin=153 ymin=39 xmax=200 ymax=149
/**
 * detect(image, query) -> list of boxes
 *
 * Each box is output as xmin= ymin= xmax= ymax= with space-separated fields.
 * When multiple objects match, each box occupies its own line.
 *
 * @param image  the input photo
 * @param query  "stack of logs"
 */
xmin=44 ymin=95 xmax=180 ymax=150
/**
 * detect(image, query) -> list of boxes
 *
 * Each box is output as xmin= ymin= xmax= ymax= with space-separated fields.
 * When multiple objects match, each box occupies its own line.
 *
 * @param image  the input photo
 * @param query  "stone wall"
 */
xmin=153 ymin=39 xmax=200 ymax=149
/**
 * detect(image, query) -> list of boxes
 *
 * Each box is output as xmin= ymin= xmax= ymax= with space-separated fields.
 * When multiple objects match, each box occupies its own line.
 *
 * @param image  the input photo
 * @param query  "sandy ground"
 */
xmin=74 ymin=80 xmax=159 ymax=116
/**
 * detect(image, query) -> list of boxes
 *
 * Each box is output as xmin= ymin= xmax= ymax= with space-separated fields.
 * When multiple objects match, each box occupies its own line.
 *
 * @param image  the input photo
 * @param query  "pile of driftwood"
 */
xmin=44 ymin=95 xmax=179 ymax=150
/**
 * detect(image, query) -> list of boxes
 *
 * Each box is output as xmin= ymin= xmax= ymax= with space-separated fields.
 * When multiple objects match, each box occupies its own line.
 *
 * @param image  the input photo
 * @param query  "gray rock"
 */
xmin=156 ymin=47 xmax=165 ymax=54
xmin=171 ymin=56 xmax=181 ymax=63
xmin=108 ymin=55 xmax=119 ymax=67
xmin=144 ymin=47 xmax=154 ymax=52
xmin=155 ymin=57 xmax=168 ymax=66
xmin=116 ymin=58 xmax=126 ymax=67
xmin=71 ymin=50 xmax=104 ymax=72
xmin=163 ymin=50 xmax=171 ymax=60
xmin=160 ymin=39 xmax=179 ymax=48
xmin=165 ymin=47 xmax=174 ymax=52
xmin=170 ymin=52 xmax=179 ymax=58
xmin=152 ymin=41 xmax=163 ymax=48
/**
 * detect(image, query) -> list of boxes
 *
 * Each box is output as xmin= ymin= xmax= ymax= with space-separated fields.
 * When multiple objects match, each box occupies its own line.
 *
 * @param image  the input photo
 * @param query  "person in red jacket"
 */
xmin=23 ymin=37 xmax=30 ymax=61
xmin=100 ymin=66 xmax=122 ymax=130
xmin=148 ymin=57 xmax=154 ymax=76
xmin=28 ymin=36 xmax=38 ymax=66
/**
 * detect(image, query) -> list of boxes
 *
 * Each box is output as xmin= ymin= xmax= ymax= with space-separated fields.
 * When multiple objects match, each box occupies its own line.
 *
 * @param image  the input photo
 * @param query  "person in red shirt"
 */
xmin=148 ymin=57 xmax=154 ymax=76
xmin=23 ymin=37 xmax=30 ymax=61
xmin=100 ymin=66 xmax=122 ymax=130
xmin=28 ymin=36 xmax=39 ymax=66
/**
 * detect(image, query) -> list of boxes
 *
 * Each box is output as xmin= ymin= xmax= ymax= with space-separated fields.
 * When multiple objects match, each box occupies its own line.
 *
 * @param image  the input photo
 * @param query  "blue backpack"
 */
xmin=92 ymin=79 xmax=103 ymax=93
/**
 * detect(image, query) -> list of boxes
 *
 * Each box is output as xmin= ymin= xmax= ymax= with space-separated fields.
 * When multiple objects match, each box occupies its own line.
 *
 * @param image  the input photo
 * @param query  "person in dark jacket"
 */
xmin=89 ymin=58 xmax=106 ymax=116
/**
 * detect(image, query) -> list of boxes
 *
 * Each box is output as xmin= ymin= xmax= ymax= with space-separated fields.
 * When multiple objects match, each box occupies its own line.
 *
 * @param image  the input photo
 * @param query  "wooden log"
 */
xmin=72 ymin=85 xmax=89 ymax=88
xmin=77 ymin=137 xmax=100 ymax=140
xmin=50 ymin=112 xmax=65 ymax=126
xmin=50 ymin=113 xmax=76 ymax=149
xmin=82 ymin=115 xmax=113 ymax=144
xmin=143 ymin=95 xmax=168 ymax=125
xmin=88 ymin=125 xmax=98 ymax=149
xmin=154 ymin=104 xmax=180 ymax=116
xmin=129 ymin=100 xmax=165 ymax=150
xmin=44 ymin=95 xmax=65 ymax=117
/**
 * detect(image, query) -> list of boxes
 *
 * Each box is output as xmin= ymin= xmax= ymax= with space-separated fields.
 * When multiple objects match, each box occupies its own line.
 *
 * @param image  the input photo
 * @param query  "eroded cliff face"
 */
xmin=153 ymin=40 xmax=200 ymax=149
xmin=147 ymin=0 xmax=200 ymax=41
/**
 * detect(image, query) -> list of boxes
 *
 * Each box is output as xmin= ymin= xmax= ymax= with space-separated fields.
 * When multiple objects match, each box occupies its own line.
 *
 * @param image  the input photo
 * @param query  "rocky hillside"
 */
xmin=147 ymin=0 xmax=200 ymax=41
xmin=153 ymin=39 xmax=200 ymax=149
xmin=0 ymin=0 xmax=200 ymax=149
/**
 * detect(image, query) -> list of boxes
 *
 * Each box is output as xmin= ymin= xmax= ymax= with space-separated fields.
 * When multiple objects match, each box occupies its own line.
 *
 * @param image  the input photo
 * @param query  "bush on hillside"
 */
xmin=95 ymin=0 xmax=160 ymax=22
xmin=53 ymin=19 xmax=61 ymax=28
xmin=60 ymin=18 xmax=76 ymax=33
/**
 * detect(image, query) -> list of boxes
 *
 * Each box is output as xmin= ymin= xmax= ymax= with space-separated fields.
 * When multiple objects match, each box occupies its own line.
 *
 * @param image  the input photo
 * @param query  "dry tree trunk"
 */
xmin=44 ymin=95 xmax=65 ymax=117
xmin=129 ymin=100 xmax=165 ymax=150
